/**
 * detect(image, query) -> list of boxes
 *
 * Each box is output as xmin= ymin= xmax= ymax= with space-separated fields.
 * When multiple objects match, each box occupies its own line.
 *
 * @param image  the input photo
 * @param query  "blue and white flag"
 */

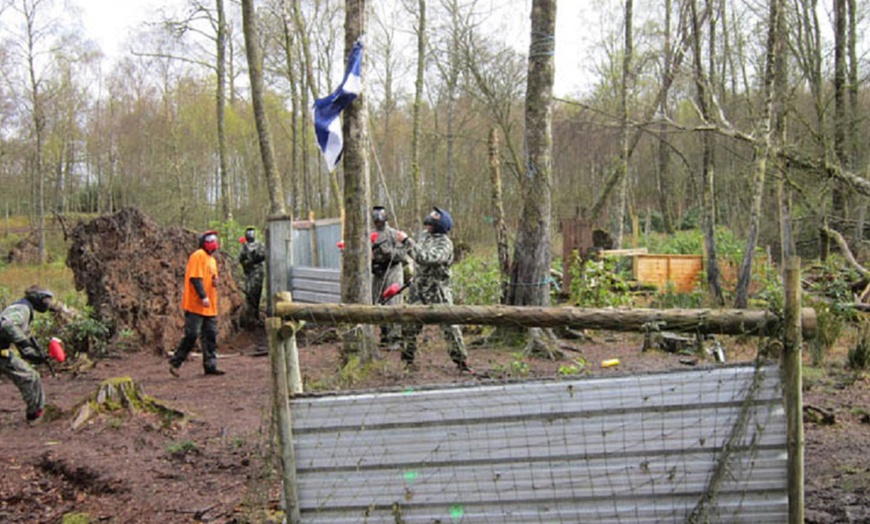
xmin=313 ymin=41 xmax=363 ymax=172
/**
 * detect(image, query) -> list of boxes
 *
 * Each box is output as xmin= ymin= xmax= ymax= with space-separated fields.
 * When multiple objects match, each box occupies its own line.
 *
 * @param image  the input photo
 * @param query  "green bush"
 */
xmin=649 ymin=282 xmax=705 ymax=309
xmin=848 ymin=322 xmax=870 ymax=371
xmin=569 ymin=256 xmax=632 ymax=308
xmin=809 ymin=300 xmax=845 ymax=366
xmin=452 ymin=254 xmax=504 ymax=305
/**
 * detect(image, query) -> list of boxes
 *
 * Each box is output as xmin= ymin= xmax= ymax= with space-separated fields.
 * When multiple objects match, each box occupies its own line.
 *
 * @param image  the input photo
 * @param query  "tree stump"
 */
xmin=72 ymin=377 xmax=186 ymax=430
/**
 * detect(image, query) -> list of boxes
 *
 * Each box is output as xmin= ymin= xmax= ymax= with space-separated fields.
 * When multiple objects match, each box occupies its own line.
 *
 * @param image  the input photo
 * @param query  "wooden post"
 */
xmin=276 ymin=291 xmax=303 ymax=394
xmin=308 ymin=210 xmax=319 ymax=268
xmin=783 ymin=256 xmax=804 ymax=524
xmin=267 ymin=317 xmax=301 ymax=523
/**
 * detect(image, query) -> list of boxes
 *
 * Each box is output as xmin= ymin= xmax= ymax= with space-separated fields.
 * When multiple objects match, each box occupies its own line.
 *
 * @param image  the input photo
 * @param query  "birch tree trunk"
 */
xmin=734 ymin=0 xmax=779 ymax=309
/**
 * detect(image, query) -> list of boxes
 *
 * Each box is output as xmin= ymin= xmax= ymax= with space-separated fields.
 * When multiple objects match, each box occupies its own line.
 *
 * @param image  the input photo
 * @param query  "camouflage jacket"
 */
xmin=0 ymin=300 xmax=39 ymax=359
xmin=239 ymin=240 xmax=266 ymax=274
xmin=371 ymin=225 xmax=407 ymax=275
xmin=404 ymin=231 xmax=453 ymax=288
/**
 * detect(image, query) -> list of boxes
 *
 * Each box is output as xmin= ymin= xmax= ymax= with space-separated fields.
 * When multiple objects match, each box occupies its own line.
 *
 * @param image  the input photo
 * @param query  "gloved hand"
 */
xmin=18 ymin=339 xmax=46 ymax=365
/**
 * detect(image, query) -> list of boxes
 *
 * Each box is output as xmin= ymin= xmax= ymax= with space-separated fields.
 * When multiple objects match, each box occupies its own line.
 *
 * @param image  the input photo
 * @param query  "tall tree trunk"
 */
xmin=488 ymin=128 xmax=510 ymax=304
xmin=774 ymin=0 xmax=794 ymax=260
xmin=734 ymin=0 xmax=779 ymax=309
xmin=507 ymin=0 xmax=555 ymax=309
xmin=832 ymin=0 xmax=847 ymax=229
xmin=655 ymin=0 xmax=674 ymax=235
xmin=689 ymin=0 xmax=723 ymax=304
xmin=847 ymin=0 xmax=861 ymax=243
xmin=410 ymin=0 xmax=426 ymax=223
xmin=216 ymin=0 xmax=231 ymax=220
xmin=280 ymin=1 xmax=301 ymax=216
xmin=614 ymin=0 xmax=633 ymax=249
xmin=241 ymin=0 xmax=286 ymax=216
xmin=340 ymin=0 xmax=376 ymax=362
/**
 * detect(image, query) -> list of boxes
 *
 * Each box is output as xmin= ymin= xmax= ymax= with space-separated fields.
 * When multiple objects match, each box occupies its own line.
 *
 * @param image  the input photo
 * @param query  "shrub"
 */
xmin=848 ymin=321 xmax=870 ymax=371
xmin=569 ymin=256 xmax=632 ymax=308
xmin=452 ymin=254 xmax=504 ymax=305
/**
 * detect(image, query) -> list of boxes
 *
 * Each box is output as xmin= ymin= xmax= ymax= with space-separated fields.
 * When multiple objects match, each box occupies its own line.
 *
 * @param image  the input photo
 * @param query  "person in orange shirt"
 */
xmin=169 ymin=230 xmax=225 ymax=376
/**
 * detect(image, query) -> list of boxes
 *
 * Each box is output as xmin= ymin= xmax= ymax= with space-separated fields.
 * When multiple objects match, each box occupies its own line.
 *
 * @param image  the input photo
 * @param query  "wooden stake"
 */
xmin=783 ymin=256 xmax=804 ymax=524
xmin=267 ymin=317 xmax=301 ymax=523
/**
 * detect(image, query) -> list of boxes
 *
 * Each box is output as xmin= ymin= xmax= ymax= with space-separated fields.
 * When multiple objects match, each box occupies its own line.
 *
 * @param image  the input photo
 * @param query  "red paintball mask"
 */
xmin=202 ymin=230 xmax=219 ymax=253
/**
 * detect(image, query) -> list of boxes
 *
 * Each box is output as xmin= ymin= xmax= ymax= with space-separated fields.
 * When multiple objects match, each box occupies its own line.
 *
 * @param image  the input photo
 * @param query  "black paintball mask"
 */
xmin=244 ymin=228 xmax=256 ymax=243
xmin=24 ymin=286 xmax=54 ymax=313
xmin=372 ymin=207 xmax=388 ymax=227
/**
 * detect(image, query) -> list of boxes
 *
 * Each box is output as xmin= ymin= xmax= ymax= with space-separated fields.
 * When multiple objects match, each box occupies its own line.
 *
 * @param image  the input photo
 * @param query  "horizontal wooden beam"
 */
xmin=274 ymin=302 xmax=816 ymax=339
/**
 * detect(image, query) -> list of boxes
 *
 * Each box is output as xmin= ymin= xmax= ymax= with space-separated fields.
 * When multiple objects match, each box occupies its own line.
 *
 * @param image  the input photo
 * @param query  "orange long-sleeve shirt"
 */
xmin=181 ymin=248 xmax=218 ymax=316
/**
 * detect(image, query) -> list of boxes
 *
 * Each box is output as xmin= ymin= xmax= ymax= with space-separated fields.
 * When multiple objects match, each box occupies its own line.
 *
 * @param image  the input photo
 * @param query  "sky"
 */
xmin=73 ymin=0 xmax=598 ymax=98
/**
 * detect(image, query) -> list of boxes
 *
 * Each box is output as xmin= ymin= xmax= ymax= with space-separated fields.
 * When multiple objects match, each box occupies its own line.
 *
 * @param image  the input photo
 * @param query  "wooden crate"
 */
xmin=633 ymin=254 xmax=703 ymax=293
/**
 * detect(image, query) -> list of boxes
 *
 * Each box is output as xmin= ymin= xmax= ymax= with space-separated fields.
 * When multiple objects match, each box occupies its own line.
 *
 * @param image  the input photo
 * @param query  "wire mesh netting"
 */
xmin=288 ymin=363 xmax=786 ymax=523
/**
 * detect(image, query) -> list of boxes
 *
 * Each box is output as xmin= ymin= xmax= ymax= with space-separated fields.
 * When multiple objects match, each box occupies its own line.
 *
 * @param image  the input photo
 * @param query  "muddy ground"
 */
xmin=0 ymin=326 xmax=867 ymax=523
xmin=1 ymin=208 xmax=867 ymax=522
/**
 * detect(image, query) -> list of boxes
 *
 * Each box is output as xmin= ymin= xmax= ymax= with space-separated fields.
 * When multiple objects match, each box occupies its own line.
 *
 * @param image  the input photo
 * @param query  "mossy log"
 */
xmin=274 ymin=302 xmax=818 ymax=338
xmin=72 ymin=377 xmax=185 ymax=430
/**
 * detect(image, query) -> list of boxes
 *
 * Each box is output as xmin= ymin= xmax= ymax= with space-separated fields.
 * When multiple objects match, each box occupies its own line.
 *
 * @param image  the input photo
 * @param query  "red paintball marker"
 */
xmin=29 ymin=337 xmax=66 ymax=377
xmin=378 ymin=279 xmax=412 ymax=305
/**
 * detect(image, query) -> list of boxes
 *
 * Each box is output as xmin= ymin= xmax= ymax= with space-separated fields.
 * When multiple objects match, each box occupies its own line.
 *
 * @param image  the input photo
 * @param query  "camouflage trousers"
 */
xmin=243 ymin=267 xmax=264 ymax=312
xmin=401 ymin=281 xmax=467 ymax=365
xmin=0 ymin=349 xmax=45 ymax=417
xmin=372 ymin=263 xmax=404 ymax=346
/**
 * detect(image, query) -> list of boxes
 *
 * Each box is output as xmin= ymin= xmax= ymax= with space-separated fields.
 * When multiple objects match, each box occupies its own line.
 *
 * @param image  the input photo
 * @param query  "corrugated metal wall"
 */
xmin=290 ymin=364 xmax=787 ymax=523
xmin=268 ymin=217 xmax=342 ymax=304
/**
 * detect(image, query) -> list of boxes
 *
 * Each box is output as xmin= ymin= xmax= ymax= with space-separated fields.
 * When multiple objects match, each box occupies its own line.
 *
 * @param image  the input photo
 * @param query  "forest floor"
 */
xmin=0 ymin=326 xmax=868 ymax=523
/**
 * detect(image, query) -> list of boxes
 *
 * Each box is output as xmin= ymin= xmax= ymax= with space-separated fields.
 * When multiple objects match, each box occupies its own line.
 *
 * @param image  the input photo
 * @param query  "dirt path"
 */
xmin=1 ymin=328 xmax=867 ymax=523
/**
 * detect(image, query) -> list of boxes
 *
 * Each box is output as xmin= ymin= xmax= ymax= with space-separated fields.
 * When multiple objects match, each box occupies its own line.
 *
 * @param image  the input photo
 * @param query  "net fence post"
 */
xmin=783 ymin=256 xmax=804 ymax=524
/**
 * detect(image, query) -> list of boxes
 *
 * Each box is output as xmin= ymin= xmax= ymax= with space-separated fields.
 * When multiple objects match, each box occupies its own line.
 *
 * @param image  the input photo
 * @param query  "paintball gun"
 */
xmin=29 ymin=336 xmax=66 ymax=378
xmin=378 ymin=279 xmax=413 ymax=305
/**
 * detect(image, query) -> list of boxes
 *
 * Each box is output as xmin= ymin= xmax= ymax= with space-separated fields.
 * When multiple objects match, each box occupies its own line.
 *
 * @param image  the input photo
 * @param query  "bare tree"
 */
xmin=241 ymin=0 xmax=287 ymax=215
xmin=14 ymin=0 xmax=55 ymax=264
xmin=409 ymin=0 xmax=426 ymax=221
xmin=733 ymin=0 xmax=779 ymax=309
xmin=688 ymin=0 xmax=724 ymax=303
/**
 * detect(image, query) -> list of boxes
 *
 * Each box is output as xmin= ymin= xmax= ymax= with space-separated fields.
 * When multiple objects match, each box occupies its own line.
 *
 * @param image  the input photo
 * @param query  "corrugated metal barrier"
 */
xmin=290 ymin=364 xmax=786 ymax=523
xmin=268 ymin=217 xmax=342 ymax=304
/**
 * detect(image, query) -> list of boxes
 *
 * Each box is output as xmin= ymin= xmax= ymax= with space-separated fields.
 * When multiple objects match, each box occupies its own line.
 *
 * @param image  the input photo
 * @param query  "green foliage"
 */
xmin=809 ymin=300 xmax=845 ymax=366
xmin=754 ymin=268 xmax=785 ymax=314
xmin=847 ymin=322 xmax=870 ymax=371
xmin=60 ymin=308 xmax=112 ymax=357
xmin=166 ymin=440 xmax=198 ymax=456
xmin=62 ymin=513 xmax=95 ymax=524
xmin=649 ymin=282 xmax=705 ymax=309
xmin=569 ymin=256 xmax=632 ymax=308
xmin=208 ymin=218 xmax=249 ymax=265
xmin=492 ymin=352 xmax=530 ymax=378
xmin=643 ymin=227 xmax=754 ymax=265
xmin=452 ymin=254 xmax=504 ymax=305
xmin=806 ymin=256 xmax=862 ymax=309
xmin=557 ymin=357 xmax=587 ymax=377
